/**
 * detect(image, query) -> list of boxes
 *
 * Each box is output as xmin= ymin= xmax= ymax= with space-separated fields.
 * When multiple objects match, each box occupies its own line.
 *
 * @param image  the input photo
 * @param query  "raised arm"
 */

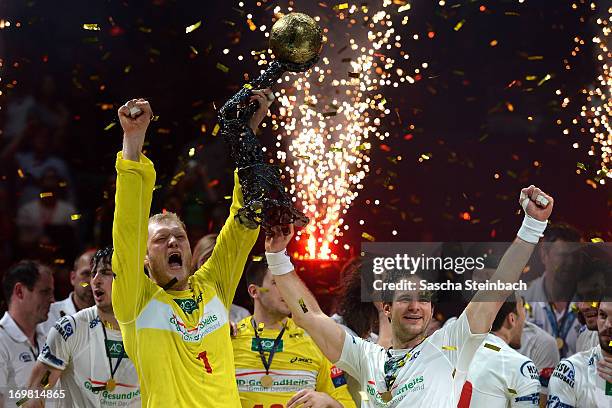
xmin=111 ymin=99 xmax=158 ymax=323
xmin=466 ymin=185 xmax=554 ymax=334
xmin=265 ymin=226 xmax=346 ymax=363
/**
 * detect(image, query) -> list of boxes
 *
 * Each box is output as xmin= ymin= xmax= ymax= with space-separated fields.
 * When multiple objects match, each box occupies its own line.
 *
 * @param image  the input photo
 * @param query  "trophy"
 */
xmin=218 ymin=13 xmax=323 ymax=232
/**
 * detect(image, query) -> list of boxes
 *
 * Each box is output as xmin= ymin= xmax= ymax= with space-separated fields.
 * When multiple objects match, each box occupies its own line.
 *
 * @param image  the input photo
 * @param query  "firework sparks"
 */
xmin=562 ymin=3 xmax=611 ymax=185
xmin=240 ymin=1 xmax=427 ymax=259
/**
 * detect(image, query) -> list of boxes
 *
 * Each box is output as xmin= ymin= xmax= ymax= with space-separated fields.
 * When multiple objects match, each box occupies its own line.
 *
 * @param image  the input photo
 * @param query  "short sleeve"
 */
xmin=38 ymin=316 xmax=79 ymax=370
xmin=546 ymin=360 xmax=578 ymax=408
xmin=510 ymin=360 xmax=541 ymax=407
xmin=336 ymin=333 xmax=382 ymax=381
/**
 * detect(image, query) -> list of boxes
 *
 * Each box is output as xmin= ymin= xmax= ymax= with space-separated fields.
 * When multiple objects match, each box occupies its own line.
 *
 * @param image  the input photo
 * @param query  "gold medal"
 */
xmin=556 ymin=337 xmax=564 ymax=350
xmin=260 ymin=374 xmax=274 ymax=388
xmin=380 ymin=390 xmax=393 ymax=403
xmin=105 ymin=378 xmax=116 ymax=392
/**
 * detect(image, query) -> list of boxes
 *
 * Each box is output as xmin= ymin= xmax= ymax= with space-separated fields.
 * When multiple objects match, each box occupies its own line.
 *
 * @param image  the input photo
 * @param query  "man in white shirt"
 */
xmin=39 ymin=249 xmax=96 ymax=335
xmin=547 ymin=301 xmax=612 ymax=407
xmin=522 ymin=224 xmax=582 ymax=358
xmin=24 ymin=247 xmax=141 ymax=407
xmin=0 ymin=261 xmax=55 ymax=407
xmin=575 ymin=302 xmax=600 ymax=354
xmin=463 ymin=293 xmax=541 ymax=407
xmin=267 ymin=185 xmax=553 ymax=407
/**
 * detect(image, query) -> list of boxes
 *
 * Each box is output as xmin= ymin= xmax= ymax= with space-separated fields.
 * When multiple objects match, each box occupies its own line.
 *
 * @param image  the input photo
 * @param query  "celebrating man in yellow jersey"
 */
xmin=111 ymin=92 xmax=271 ymax=407
xmin=233 ymin=257 xmax=356 ymax=408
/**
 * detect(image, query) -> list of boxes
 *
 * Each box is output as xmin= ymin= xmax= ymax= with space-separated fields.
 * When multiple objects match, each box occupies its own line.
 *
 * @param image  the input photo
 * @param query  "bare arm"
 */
xmin=466 ymin=185 xmax=553 ymax=334
xmin=22 ymin=361 xmax=63 ymax=408
xmin=266 ymin=226 xmax=346 ymax=363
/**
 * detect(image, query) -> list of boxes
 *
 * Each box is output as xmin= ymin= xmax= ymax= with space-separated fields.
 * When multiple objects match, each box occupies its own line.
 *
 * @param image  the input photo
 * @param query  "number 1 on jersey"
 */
xmin=197 ymin=351 xmax=212 ymax=374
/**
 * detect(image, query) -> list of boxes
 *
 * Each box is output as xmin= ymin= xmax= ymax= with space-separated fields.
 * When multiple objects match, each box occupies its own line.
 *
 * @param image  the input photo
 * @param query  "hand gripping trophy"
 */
xmin=218 ymin=13 xmax=322 ymax=232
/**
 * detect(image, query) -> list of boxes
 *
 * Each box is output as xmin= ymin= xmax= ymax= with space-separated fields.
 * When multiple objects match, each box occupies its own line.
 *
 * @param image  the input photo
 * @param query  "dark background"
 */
xmin=0 ymin=0 xmax=609 ymax=308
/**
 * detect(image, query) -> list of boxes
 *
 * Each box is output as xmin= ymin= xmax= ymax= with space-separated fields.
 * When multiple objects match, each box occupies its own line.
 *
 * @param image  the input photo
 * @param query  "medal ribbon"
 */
xmin=383 ymin=337 xmax=426 ymax=393
xmin=251 ymin=317 xmax=286 ymax=376
xmin=92 ymin=318 xmax=125 ymax=392
xmin=544 ymin=303 xmax=576 ymax=348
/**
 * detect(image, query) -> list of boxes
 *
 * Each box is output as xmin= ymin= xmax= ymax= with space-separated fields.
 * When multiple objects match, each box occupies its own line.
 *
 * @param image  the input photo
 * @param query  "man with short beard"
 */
xmin=24 ymin=247 xmax=140 ymax=407
xmin=267 ymin=185 xmax=553 ymax=407
xmin=40 ymin=249 xmax=96 ymax=335
xmin=575 ymin=302 xmax=599 ymax=353
xmin=462 ymin=294 xmax=541 ymax=407
xmin=547 ymin=301 xmax=612 ymax=407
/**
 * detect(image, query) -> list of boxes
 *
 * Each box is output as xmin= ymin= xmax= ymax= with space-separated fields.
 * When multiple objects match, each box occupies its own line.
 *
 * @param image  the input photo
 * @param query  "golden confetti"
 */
xmin=591 ymin=302 xmax=599 ymax=308
xmin=70 ymin=214 xmax=82 ymax=221
xmin=361 ymin=232 xmax=376 ymax=242
xmin=537 ymin=74 xmax=552 ymax=86
xmin=39 ymin=192 xmax=53 ymax=198
xmin=252 ymin=255 xmax=263 ymax=262
xmin=17 ymin=168 xmax=24 ymax=178
xmin=185 ymin=20 xmax=202 ymax=34
xmin=188 ymin=147 xmax=195 ymax=157
xmin=104 ymin=122 xmax=116 ymax=131
xmin=442 ymin=346 xmax=457 ymax=351
xmin=484 ymin=343 xmax=501 ymax=352
xmin=216 ymin=63 xmax=229 ymax=73
xmin=189 ymin=46 xmax=198 ymax=55
xmin=80 ymin=282 xmax=90 ymax=288
xmin=82 ymin=23 xmax=101 ymax=31
xmin=507 ymin=388 xmax=517 ymax=394
xmin=212 ymin=123 xmax=220 ymax=136
xmin=454 ymin=19 xmax=466 ymax=31
xmin=247 ymin=19 xmax=256 ymax=31
xmin=53 ymin=259 xmax=65 ymax=265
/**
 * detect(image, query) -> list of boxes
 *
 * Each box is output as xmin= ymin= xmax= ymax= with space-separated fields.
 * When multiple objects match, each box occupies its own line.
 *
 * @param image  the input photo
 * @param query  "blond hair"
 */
xmin=192 ymin=233 xmax=218 ymax=271
xmin=148 ymin=211 xmax=187 ymax=232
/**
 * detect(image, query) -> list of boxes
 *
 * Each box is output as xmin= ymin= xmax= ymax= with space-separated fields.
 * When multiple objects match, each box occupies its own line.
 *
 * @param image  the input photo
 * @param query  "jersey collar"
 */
xmin=0 ymin=311 xmax=38 ymax=344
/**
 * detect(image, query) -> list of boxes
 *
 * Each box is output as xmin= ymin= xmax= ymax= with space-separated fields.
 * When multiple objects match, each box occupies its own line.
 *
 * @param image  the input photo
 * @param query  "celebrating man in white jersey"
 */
xmin=24 ymin=247 xmax=141 ymax=407
xmin=547 ymin=301 xmax=612 ymax=407
xmin=575 ymin=302 xmax=599 ymax=354
xmin=265 ymin=185 xmax=553 ymax=407
xmin=463 ymin=293 xmax=541 ymax=407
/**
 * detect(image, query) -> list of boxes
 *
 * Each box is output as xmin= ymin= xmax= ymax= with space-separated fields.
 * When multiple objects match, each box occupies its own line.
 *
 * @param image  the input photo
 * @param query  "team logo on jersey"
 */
xmin=169 ymin=312 xmax=221 ymax=342
xmin=330 ymin=365 xmax=347 ymax=388
xmin=520 ymin=361 xmax=540 ymax=381
xmin=290 ymin=356 xmax=313 ymax=364
xmin=41 ymin=344 xmax=64 ymax=367
xmin=173 ymin=298 xmax=198 ymax=314
xmin=54 ymin=317 xmax=74 ymax=340
xmin=105 ymin=340 xmax=126 ymax=358
xmin=551 ymin=361 xmax=575 ymax=388
xmin=514 ymin=392 xmax=539 ymax=405
xmin=251 ymin=338 xmax=284 ymax=352
xmin=19 ymin=352 xmax=32 ymax=362
xmin=89 ymin=316 xmax=101 ymax=328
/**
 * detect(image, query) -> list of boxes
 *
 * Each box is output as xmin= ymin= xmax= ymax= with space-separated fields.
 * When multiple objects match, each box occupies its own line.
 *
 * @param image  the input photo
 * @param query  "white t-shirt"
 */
xmin=0 ymin=312 xmax=47 ymax=408
xmin=547 ymin=346 xmax=612 ymax=407
xmin=465 ymin=333 xmax=541 ymax=407
xmin=39 ymin=294 xmax=78 ymax=337
xmin=336 ymin=311 xmax=486 ymax=407
xmin=575 ymin=328 xmax=599 ymax=354
xmin=518 ymin=321 xmax=560 ymax=394
xmin=39 ymin=306 xmax=140 ymax=407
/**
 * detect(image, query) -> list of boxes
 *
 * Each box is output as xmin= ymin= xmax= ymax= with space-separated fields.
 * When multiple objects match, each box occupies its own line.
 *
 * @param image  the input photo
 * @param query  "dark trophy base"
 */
xmin=219 ymin=58 xmax=317 ymax=231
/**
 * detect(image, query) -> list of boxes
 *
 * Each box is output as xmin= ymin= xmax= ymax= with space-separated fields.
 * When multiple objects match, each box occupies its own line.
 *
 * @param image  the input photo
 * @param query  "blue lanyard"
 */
xmin=544 ymin=303 xmax=576 ymax=340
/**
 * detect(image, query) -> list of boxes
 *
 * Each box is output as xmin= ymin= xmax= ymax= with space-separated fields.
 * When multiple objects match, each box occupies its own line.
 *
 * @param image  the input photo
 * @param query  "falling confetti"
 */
xmin=185 ymin=20 xmax=202 ymax=34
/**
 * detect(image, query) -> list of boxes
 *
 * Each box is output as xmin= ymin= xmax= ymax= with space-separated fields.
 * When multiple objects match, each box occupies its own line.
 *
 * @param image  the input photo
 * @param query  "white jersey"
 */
xmin=575 ymin=328 xmax=599 ymax=354
xmin=39 ymin=294 xmax=78 ymax=336
xmin=336 ymin=311 xmax=486 ymax=407
xmin=522 ymin=277 xmax=582 ymax=358
xmin=464 ymin=334 xmax=541 ymax=407
xmin=519 ymin=321 xmax=560 ymax=394
xmin=547 ymin=346 xmax=612 ymax=407
xmin=39 ymin=306 xmax=140 ymax=407
xmin=0 ymin=312 xmax=47 ymax=408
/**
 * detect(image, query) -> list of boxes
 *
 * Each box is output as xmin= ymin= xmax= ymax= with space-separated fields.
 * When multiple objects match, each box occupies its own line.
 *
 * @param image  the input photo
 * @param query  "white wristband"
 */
xmin=266 ymin=250 xmax=294 ymax=275
xmin=517 ymin=214 xmax=548 ymax=244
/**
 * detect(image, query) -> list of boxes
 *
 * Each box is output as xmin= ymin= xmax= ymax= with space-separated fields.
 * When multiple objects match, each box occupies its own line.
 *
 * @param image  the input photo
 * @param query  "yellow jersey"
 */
xmin=232 ymin=317 xmax=356 ymax=408
xmin=112 ymin=153 xmax=259 ymax=407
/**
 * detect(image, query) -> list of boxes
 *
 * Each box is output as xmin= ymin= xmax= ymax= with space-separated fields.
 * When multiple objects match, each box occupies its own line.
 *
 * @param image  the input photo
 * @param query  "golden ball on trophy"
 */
xmin=269 ymin=12 xmax=323 ymax=65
